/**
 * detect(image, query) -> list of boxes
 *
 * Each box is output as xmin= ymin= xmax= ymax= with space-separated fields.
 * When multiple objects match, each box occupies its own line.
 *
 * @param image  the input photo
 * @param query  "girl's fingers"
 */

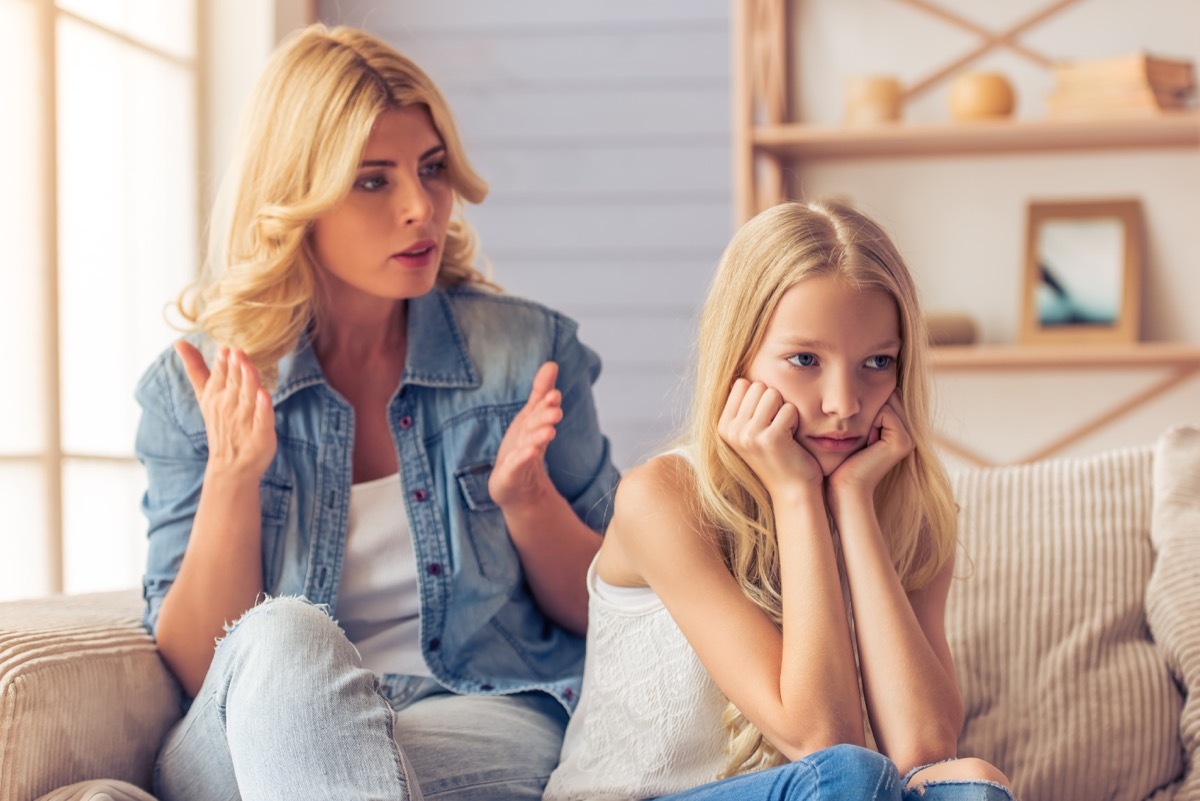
xmin=748 ymin=386 xmax=783 ymax=430
xmin=768 ymin=401 xmax=799 ymax=436
xmin=867 ymin=405 xmax=886 ymax=446
xmin=720 ymin=379 xmax=750 ymax=429
xmin=737 ymin=382 xmax=767 ymax=426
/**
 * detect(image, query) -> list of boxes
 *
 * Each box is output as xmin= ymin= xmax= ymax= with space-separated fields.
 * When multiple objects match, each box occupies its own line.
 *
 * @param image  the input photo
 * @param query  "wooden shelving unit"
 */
xmin=732 ymin=0 xmax=1200 ymax=218
xmin=733 ymin=0 xmax=1200 ymax=465
xmin=753 ymin=113 xmax=1200 ymax=161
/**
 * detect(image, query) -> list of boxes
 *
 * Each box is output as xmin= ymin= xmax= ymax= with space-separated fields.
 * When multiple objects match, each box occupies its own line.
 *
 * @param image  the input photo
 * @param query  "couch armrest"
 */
xmin=0 ymin=590 xmax=181 ymax=801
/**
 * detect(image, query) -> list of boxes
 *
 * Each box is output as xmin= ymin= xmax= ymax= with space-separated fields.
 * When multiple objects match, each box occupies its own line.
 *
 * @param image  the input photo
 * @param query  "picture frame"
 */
xmin=1020 ymin=198 xmax=1144 ymax=345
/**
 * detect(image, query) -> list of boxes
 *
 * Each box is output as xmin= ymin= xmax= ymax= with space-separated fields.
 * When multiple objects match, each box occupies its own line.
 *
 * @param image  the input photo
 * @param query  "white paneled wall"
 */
xmin=317 ymin=0 xmax=733 ymax=468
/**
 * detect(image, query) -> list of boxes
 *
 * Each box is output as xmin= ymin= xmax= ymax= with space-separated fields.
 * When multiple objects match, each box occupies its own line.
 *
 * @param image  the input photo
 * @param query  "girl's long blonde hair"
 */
xmin=178 ymin=24 xmax=490 ymax=387
xmin=687 ymin=200 xmax=958 ymax=777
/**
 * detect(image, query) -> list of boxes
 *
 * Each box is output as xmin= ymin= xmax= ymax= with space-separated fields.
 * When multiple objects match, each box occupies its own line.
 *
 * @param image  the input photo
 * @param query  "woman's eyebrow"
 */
xmin=359 ymin=145 xmax=446 ymax=169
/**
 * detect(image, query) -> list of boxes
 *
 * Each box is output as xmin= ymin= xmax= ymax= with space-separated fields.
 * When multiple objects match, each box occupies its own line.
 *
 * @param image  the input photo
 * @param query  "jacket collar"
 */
xmin=272 ymin=288 xmax=480 ymax=404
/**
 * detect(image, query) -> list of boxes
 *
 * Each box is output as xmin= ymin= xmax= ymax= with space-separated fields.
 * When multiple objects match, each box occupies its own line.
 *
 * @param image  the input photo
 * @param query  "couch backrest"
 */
xmin=946 ymin=425 xmax=1200 ymax=801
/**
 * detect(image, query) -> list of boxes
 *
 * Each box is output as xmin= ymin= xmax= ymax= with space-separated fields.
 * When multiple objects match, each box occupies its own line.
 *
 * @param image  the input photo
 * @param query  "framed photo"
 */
xmin=1020 ymin=198 xmax=1143 ymax=345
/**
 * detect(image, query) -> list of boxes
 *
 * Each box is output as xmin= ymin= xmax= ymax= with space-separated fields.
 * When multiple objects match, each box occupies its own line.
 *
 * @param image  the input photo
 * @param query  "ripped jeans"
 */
xmin=152 ymin=597 xmax=568 ymax=801
xmin=651 ymin=745 xmax=1014 ymax=801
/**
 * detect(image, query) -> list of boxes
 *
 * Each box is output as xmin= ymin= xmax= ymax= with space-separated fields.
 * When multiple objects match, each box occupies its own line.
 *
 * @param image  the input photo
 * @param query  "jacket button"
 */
xmin=429 ymin=638 xmax=440 ymax=651
xmin=399 ymin=415 xmax=413 ymax=430
xmin=426 ymin=562 xmax=443 ymax=576
xmin=564 ymin=688 xmax=575 ymax=701
xmin=413 ymin=488 xmax=428 ymax=502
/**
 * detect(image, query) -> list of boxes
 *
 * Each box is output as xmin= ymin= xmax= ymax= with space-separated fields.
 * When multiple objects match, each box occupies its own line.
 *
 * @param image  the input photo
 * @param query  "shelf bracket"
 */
xmin=893 ymin=0 xmax=1084 ymax=102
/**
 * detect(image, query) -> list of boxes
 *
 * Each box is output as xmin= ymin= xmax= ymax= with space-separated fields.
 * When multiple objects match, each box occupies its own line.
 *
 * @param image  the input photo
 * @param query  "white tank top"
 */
xmin=543 ymin=557 xmax=729 ymax=801
xmin=334 ymin=472 xmax=430 ymax=678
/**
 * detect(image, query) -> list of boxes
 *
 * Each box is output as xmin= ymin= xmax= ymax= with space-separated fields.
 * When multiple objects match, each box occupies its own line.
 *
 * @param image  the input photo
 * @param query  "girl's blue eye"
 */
xmin=787 ymin=353 xmax=817 ymax=367
xmin=866 ymin=355 xmax=894 ymax=369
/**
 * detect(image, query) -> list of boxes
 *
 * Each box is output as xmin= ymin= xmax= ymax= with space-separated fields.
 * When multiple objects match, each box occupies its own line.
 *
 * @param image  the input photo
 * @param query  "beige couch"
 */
xmin=3 ymin=425 xmax=1199 ymax=801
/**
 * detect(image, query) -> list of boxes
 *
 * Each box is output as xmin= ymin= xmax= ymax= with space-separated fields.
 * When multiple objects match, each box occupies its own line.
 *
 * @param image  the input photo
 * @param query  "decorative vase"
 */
xmin=845 ymin=75 xmax=903 ymax=125
xmin=948 ymin=72 xmax=1016 ymax=121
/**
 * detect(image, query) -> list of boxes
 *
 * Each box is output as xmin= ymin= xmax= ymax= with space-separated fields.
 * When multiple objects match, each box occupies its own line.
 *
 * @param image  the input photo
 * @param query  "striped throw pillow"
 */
xmin=946 ymin=443 xmax=1182 ymax=801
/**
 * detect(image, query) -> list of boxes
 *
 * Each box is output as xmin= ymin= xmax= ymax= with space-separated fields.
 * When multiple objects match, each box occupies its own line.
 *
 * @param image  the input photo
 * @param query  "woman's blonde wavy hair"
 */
xmin=686 ymin=200 xmax=958 ymax=778
xmin=178 ymin=24 xmax=490 ymax=387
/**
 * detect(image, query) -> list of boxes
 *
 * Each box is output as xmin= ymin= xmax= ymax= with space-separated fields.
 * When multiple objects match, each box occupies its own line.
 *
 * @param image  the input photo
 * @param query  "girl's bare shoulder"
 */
xmin=602 ymin=453 xmax=721 ymax=579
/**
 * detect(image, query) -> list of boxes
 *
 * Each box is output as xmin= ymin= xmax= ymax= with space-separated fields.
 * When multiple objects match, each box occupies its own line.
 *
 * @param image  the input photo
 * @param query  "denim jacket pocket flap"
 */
xmin=260 ymin=477 xmax=293 ymax=521
xmin=455 ymin=463 xmax=497 ymax=512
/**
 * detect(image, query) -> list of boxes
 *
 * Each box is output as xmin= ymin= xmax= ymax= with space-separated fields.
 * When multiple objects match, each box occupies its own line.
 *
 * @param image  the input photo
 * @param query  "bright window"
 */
xmin=0 ymin=0 xmax=198 ymax=600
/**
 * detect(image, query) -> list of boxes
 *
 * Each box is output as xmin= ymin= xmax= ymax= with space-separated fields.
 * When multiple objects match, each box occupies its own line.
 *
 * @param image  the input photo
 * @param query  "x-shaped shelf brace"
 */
xmin=934 ymin=359 xmax=1200 ymax=468
xmin=894 ymin=0 xmax=1084 ymax=102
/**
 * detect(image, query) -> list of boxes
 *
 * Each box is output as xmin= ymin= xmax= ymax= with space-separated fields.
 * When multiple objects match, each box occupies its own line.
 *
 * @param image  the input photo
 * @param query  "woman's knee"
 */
xmin=217 ymin=596 xmax=353 ymax=672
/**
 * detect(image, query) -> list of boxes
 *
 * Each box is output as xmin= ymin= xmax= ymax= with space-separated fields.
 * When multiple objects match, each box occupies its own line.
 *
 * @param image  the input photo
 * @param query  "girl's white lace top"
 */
xmin=542 ymin=557 xmax=729 ymax=801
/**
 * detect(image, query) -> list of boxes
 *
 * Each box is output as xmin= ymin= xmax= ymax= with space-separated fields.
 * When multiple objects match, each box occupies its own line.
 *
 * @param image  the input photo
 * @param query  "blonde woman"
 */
xmin=544 ymin=201 xmax=1012 ymax=801
xmin=134 ymin=24 xmax=618 ymax=801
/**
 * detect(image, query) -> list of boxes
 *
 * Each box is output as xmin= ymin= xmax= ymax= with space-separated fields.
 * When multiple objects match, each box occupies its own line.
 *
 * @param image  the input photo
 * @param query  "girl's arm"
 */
xmin=601 ymin=380 xmax=865 ymax=759
xmin=153 ymin=342 xmax=275 ymax=697
xmin=826 ymin=395 xmax=963 ymax=774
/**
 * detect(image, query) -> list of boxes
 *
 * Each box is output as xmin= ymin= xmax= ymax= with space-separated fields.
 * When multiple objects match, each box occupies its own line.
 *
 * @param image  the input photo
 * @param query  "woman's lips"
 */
xmin=392 ymin=240 xmax=437 ymax=269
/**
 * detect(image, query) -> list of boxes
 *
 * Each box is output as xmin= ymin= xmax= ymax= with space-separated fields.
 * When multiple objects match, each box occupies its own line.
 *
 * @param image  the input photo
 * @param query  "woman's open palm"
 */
xmin=175 ymin=341 xmax=276 ymax=479
xmin=488 ymin=361 xmax=562 ymax=509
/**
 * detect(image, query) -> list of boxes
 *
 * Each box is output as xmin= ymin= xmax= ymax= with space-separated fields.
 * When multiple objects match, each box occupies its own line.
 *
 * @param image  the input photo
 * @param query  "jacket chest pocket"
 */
xmin=260 ymin=477 xmax=293 ymax=592
xmin=456 ymin=462 xmax=519 ymax=583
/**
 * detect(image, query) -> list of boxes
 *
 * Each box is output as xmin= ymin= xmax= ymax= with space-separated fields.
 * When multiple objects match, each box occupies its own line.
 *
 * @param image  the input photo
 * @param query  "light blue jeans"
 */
xmin=651 ymin=745 xmax=1014 ymax=801
xmin=152 ymin=597 xmax=568 ymax=801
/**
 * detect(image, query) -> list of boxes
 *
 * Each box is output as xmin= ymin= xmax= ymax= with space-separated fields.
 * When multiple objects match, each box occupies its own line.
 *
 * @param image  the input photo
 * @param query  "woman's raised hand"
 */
xmin=175 ymin=341 xmax=276 ymax=479
xmin=488 ymin=361 xmax=562 ymax=510
xmin=828 ymin=392 xmax=913 ymax=497
xmin=718 ymin=378 xmax=823 ymax=498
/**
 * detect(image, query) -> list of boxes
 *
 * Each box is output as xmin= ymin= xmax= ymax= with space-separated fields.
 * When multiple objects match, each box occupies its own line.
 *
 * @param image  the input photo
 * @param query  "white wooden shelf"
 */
xmin=753 ymin=112 xmax=1200 ymax=161
xmin=931 ymin=343 xmax=1200 ymax=466
xmin=931 ymin=342 xmax=1200 ymax=371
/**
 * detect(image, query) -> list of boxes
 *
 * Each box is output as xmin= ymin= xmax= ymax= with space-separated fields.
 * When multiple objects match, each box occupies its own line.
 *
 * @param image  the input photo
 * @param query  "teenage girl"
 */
xmin=543 ymin=200 xmax=1012 ymax=801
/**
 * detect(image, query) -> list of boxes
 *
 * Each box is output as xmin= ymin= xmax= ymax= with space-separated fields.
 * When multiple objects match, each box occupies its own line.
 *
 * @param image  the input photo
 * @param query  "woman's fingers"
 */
xmin=174 ymin=342 xmax=276 ymax=475
xmin=529 ymin=361 xmax=558 ymax=404
xmin=208 ymin=347 xmax=229 ymax=396
xmin=175 ymin=340 xmax=211 ymax=396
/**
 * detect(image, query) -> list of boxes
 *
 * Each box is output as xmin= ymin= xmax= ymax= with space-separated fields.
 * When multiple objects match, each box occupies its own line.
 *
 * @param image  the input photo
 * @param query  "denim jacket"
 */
xmin=135 ymin=285 xmax=620 ymax=711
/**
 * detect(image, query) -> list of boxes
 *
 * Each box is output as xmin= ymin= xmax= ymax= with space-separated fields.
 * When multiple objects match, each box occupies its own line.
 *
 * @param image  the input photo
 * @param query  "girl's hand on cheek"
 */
xmin=828 ymin=393 xmax=913 ymax=498
xmin=717 ymin=378 xmax=823 ymax=500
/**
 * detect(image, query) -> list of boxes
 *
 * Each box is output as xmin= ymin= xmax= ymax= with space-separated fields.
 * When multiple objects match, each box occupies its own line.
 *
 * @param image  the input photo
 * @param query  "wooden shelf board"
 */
xmin=932 ymin=342 xmax=1200 ymax=371
xmin=753 ymin=112 xmax=1200 ymax=160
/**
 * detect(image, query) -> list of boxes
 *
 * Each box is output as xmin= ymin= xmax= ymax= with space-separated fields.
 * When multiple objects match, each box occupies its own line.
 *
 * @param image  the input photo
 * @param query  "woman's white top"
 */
xmin=542 ymin=557 xmax=729 ymax=801
xmin=334 ymin=472 xmax=430 ymax=678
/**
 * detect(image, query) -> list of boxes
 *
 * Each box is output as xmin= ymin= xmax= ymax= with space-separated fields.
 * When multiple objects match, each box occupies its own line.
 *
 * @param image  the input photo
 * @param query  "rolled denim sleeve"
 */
xmin=133 ymin=349 xmax=208 ymax=637
xmin=545 ymin=316 xmax=621 ymax=533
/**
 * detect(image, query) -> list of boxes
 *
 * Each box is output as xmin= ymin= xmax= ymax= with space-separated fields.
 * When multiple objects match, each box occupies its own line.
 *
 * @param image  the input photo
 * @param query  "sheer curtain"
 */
xmin=0 ymin=0 xmax=197 ymax=600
